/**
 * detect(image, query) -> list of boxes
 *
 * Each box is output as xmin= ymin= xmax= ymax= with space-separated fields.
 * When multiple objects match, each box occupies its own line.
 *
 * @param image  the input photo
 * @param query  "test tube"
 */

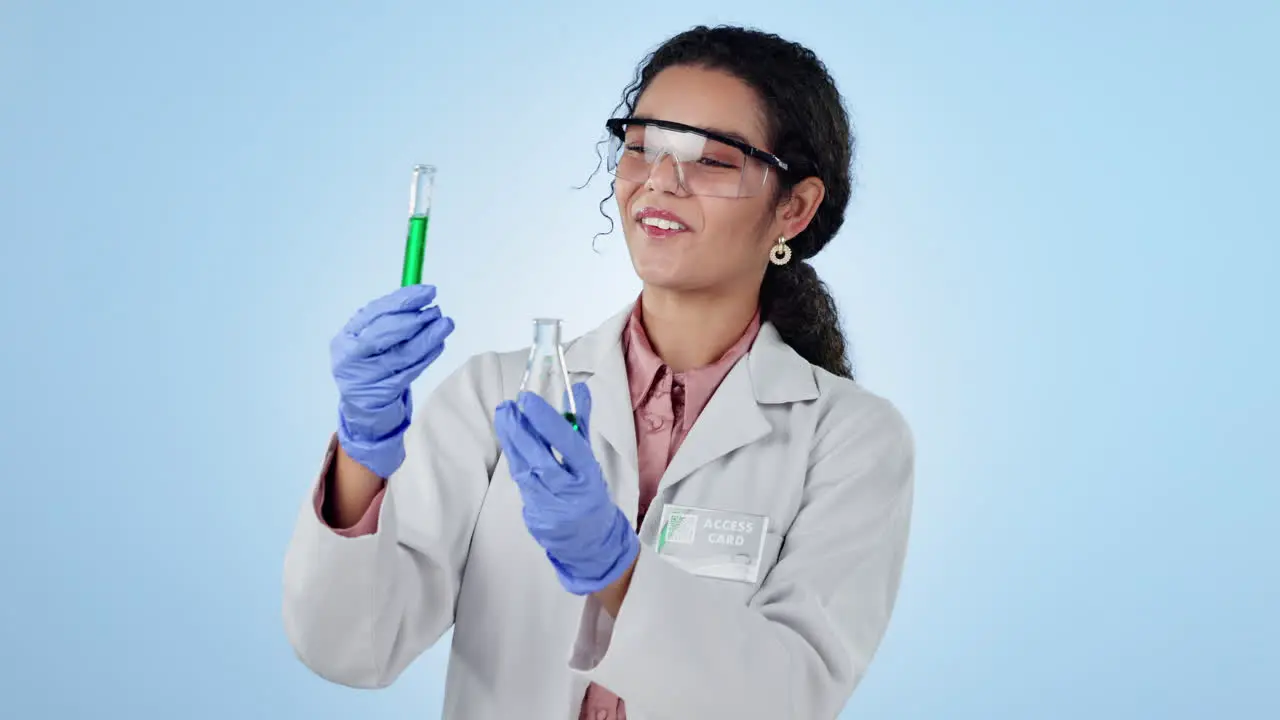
xmin=401 ymin=164 xmax=436 ymax=287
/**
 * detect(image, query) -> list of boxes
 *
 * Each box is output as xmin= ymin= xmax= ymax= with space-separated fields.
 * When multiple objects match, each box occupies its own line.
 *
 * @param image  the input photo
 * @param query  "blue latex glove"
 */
xmin=494 ymin=383 xmax=640 ymax=595
xmin=330 ymin=284 xmax=455 ymax=478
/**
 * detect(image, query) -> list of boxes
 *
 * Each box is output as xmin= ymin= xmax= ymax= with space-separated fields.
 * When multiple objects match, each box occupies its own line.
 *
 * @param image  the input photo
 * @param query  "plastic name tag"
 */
xmin=654 ymin=504 xmax=770 ymax=584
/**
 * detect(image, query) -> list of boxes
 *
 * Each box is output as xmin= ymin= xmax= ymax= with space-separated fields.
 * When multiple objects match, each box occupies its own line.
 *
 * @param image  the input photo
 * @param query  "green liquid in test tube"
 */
xmin=400 ymin=164 xmax=436 ymax=287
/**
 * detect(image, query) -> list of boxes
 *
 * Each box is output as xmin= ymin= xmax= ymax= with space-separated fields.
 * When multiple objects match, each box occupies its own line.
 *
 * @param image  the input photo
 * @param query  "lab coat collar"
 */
xmin=564 ymin=302 xmax=818 ymax=498
xmin=564 ymin=301 xmax=819 ymax=405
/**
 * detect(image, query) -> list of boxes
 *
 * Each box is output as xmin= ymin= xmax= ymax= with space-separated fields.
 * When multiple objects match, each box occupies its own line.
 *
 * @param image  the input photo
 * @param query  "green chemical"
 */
xmin=400 ymin=164 xmax=436 ymax=286
xmin=400 ymin=214 xmax=429 ymax=287
xmin=563 ymin=412 xmax=579 ymax=432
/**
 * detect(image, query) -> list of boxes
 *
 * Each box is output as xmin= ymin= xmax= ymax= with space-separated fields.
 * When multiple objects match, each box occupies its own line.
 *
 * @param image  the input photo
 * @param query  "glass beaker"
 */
xmin=518 ymin=318 xmax=579 ymax=429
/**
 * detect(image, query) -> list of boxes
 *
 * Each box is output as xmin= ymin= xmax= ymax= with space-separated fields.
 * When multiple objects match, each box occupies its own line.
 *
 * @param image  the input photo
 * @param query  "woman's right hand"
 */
xmin=330 ymin=283 xmax=456 ymax=479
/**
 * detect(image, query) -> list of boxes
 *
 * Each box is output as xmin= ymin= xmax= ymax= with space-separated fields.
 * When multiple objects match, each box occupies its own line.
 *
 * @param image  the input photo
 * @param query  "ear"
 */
xmin=774 ymin=177 xmax=826 ymax=239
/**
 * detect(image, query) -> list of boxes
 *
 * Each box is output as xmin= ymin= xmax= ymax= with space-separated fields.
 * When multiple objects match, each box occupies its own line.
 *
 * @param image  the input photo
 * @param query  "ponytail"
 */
xmin=760 ymin=260 xmax=853 ymax=379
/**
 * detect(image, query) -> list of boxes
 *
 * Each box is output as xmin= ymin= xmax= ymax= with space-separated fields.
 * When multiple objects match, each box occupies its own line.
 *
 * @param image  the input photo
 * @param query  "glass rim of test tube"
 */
xmin=409 ymin=164 xmax=437 ymax=218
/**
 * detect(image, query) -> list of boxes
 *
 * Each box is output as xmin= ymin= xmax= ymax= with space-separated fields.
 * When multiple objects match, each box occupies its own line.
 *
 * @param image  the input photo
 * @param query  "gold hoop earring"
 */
xmin=769 ymin=236 xmax=792 ymax=266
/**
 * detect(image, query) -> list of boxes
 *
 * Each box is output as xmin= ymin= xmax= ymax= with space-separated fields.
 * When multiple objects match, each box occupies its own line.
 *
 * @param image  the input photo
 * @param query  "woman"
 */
xmin=283 ymin=25 xmax=914 ymax=720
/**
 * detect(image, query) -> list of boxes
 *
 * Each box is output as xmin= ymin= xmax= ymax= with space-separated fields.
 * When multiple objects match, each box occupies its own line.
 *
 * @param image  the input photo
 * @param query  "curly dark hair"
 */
xmin=598 ymin=25 xmax=856 ymax=379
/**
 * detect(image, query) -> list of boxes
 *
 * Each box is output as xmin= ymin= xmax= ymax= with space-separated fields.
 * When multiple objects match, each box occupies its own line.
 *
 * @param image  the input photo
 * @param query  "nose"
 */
xmin=644 ymin=152 xmax=685 ymax=195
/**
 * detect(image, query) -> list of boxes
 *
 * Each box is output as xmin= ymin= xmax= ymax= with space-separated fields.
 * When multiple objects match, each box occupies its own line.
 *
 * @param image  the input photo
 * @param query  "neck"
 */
xmin=637 ymin=285 xmax=759 ymax=373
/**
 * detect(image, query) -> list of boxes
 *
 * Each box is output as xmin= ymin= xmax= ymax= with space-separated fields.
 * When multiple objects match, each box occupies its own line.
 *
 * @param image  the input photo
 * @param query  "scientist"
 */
xmin=283 ymin=24 xmax=915 ymax=720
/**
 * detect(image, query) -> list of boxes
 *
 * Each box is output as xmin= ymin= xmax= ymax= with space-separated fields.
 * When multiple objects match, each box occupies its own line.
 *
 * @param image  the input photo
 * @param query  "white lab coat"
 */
xmin=282 ymin=302 xmax=915 ymax=719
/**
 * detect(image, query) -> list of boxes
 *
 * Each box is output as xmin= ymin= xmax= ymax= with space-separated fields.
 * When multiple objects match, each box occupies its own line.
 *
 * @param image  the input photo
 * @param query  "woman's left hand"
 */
xmin=494 ymin=383 xmax=640 ymax=595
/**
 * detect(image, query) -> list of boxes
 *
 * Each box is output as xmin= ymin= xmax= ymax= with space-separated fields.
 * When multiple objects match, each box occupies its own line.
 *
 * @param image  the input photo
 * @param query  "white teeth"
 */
xmin=640 ymin=217 xmax=686 ymax=231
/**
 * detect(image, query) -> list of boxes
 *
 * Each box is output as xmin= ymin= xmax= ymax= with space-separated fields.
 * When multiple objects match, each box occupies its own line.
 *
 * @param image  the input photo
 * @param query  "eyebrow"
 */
xmin=704 ymin=126 xmax=753 ymax=145
xmin=629 ymin=115 xmax=756 ymax=146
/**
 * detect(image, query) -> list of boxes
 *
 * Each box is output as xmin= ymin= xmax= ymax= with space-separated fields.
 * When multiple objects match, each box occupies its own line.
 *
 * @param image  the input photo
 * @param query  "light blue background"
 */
xmin=2 ymin=1 xmax=1276 ymax=717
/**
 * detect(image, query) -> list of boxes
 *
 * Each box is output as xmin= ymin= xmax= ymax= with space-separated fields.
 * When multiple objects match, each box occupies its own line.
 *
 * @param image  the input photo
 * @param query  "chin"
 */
xmin=626 ymin=245 xmax=683 ymax=288
xmin=632 ymin=264 xmax=711 ymax=293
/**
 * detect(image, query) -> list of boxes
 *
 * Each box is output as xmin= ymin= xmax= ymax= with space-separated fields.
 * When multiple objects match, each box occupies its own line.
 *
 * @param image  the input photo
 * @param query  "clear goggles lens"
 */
xmin=607 ymin=122 xmax=777 ymax=199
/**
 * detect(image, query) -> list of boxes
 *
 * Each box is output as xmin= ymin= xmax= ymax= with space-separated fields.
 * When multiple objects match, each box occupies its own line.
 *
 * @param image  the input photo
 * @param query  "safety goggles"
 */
xmin=605 ymin=117 xmax=790 ymax=199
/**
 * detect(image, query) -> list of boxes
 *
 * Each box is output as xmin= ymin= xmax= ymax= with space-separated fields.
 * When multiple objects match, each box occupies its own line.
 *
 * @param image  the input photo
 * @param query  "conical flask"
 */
xmin=518 ymin=318 xmax=579 ymax=429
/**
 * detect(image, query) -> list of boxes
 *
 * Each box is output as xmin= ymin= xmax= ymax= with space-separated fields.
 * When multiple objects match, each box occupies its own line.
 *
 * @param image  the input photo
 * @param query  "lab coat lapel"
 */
xmin=657 ymin=322 xmax=819 ymax=496
xmin=562 ymin=311 xmax=819 ymax=522
xmin=565 ymin=305 xmax=640 ymax=522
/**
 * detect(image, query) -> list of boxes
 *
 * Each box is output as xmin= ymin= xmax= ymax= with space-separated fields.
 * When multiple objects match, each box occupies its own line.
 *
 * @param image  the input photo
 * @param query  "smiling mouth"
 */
xmin=636 ymin=216 xmax=689 ymax=240
xmin=633 ymin=206 xmax=691 ymax=239
xmin=639 ymin=216 xmax=688 ymax=232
